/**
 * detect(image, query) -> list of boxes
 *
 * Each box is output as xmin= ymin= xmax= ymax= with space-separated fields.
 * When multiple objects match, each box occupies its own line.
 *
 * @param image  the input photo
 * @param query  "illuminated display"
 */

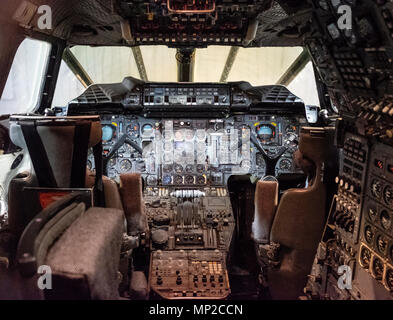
xmin=374 ymin=159 xmax=384 ymax=170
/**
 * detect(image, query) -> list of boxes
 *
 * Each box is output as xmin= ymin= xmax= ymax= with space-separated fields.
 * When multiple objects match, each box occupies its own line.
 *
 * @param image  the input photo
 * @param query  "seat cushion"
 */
xmin=45 ymin=207 xmax=124 ymax=300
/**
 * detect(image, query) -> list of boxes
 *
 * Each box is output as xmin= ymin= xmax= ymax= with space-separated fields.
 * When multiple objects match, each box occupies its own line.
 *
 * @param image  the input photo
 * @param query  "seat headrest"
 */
xmin=298 ymin=127 xmax=330 ymax=165
xmin=9 ymin=115 xmax=102 ymax=188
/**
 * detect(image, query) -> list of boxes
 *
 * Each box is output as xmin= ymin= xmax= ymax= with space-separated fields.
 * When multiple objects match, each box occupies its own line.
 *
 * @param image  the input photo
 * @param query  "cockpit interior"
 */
xmin=0 ymin=0 xmax=392 ymax=301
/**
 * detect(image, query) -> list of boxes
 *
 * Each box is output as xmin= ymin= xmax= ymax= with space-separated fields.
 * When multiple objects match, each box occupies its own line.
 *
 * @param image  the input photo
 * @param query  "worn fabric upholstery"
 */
xmin=45 ymin=207 xmax=124 ymax=300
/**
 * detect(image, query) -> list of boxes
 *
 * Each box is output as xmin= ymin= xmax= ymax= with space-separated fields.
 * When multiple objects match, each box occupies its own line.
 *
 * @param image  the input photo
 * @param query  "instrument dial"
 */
xmin=102 ymin=124 xmax=116 ymax=142
xmin=87 ymin=160 xmax=92 ymax=170
xmin=256 ymin=124 xmax=275 ymax=144
xmin=371 ymin=179 xmax=382 ymax=198
xmin=174 ymin=163 xmax=183 ymax=173
xmin=376 ymin=235 xmax=388 ymax=255
xmin=185 ymin=175 xmax=194 ymax=185
xmin=279 ymin=159 xmax=292 ymax=171
xmin=108 ymin=158 xmax=116 ymax=168
xmin=174 ymin=130 xmax=185 ymax=141
xmin=380 ymin=210 xmax=391 ymax=230
xmin=386 ymin=269 xmax=393 ymax=290
xmin=147 ymin=175 xmax=157 ymax=186
xmin=142 ymin=123 xmax=154 ymax=137
xmin=184 ymin=129 xmax=194 ymax=140
xmin=196 ymin=175 xmax=206 ymax=185
xmin=163 ymin=164 xmax=173 ymax=173
xmin=174 ymin=175 xmax=183 ymax=185
xmin=364 ymin=225 xmax=374 ymax=244
xmin=196 ymin=129 xmax=206 ymax=141
xmin=185 ymin=164 xmax=194 ymax=173
xmin=383 ymin=185 xmax=393 ymax=206
xmin=368 ymin=206 xmax=377 ymax=221
xmin=372 ymin=257 xmax=384 ymax=280
xmin=360 ymin=247 xmax=371 ymax=268
xmin=196 ymin=164 xmax=206 ymax=173
xmin=119 ymin=159 xmax=132 ymax=173
xmin=162 ymin=174 xmax=172 ymax=185
xmin=127 ymin=123 xmax=140 ymax=138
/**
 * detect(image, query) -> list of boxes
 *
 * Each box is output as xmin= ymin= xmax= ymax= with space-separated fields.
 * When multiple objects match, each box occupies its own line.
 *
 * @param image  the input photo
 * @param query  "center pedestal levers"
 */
xmin=145 ymin=187 xmax=234 ymax=299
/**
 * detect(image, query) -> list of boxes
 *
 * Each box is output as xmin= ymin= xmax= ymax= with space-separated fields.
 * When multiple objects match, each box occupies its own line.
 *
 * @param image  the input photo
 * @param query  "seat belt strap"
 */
xmin=70 ymin=123 xmax=91 ymax=188
xmin=21 ymin=123 xmax=57 ymax=187
xmin=93 ymin=141 xmax=105 ymax=207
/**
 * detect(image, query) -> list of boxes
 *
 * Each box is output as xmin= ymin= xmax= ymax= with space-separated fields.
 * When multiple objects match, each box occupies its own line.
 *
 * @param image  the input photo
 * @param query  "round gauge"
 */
xmin=196 ymin=164 xmax=206 ymax=173
xmin=196 ymin=130 xmax=206 ymax=141
xmin=163 ymin=164 xmax=173 ymax=173
xmin=256 ymin=124 xmax=275 ymax=144
xmin=147 ymin=175 xmax=157 ymax=186
xmin=383 ymin=185 xmax=393 ymax=206
xmin=364 ymin=225 xmax=374 ymax=244
xmin=372 ymin=257 xmax=384 ymax=280
xmin=185 ymin=164 xmax=194 ymax=173
xmin=174 ymin=163 xmax=183 ymax=173
xmin=119 ymin=159 xmax=132 ymax=173
xmin=184 ymin=141 xmax=194 ymax=153
xmin=196 ymin=175 xmax=206 ymax=185
xmin=279 ymin=159 xmax=292 ymax=171
xmin=371 ymin=179 xmax=383 ymax=198
xmin=87 ymin=159 xmax=92 ymax=170
xmin=376 ymin=235 xmax=388 ymax=255
xmin=174 ymin=130 xmax=185 ymax=141
xmin=240 ymin=160 xmax=251 ymax=170
xmin=360 ymin=247 xmax=371 ymax=268
xmin=184 ymin=129 xmax=194 ymax=140
xmin=174 ymin=151 xmax=183 ymax=163
xmin=196 ymin=141 xmax=206 ymax=153
xmin=141 ymin=123 xmax=154 ymax=136
xmin=174 ymin=175 xmax=183 ymax=185
xmin=386 ymin=269 xmax=393 ymax=290
xmin=162 ymin=174 xmax=172 ymax=185
xmin=380 ymin=210 xmax=391 ymax=230
xmin=102 ymin=125 xmax=115 ymax=142
xmin=127 ymin=123 xmax=139 ymax=138
xmin=185 ymin=175 xmax=194 ymax=185
xmin=368 ymin=206 xmax=377 ymax=221
xmin=108 ymin=158 xmax=116 ymax=168
xmin=163 ymin=152 xmax=173 ymax=163
xmin=214 ymin=122 xmax=224 ymax=131
xmin=135 ymin=160 xmax=145 ymax=172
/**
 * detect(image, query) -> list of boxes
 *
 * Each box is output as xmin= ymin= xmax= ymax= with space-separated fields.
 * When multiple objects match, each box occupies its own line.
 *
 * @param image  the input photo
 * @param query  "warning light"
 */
xmin=39 ymin=192 xmax=69 ymax=209
xmin=388 ymin=164 xmax=393 ymax=174
xmin=374 ymin=159 xmax=384 ymax=170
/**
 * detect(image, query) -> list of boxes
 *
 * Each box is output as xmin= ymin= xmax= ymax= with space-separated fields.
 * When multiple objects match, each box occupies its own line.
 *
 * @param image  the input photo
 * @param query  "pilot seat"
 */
xmin=252 ymin=127 xmax=331 ymax=300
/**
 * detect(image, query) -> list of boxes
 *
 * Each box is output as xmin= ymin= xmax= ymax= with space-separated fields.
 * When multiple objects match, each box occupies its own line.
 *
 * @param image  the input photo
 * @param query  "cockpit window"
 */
xmin=0 ymin=38 xmax=51 ymax=115
xmin=52 ymin=45 xmax=320 ymax=107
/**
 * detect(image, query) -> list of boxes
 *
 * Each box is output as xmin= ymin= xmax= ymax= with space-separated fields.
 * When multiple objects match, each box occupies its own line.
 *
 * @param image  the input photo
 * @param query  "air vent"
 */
xmin=249 ymin=86 xmax=302 ymax=104
xmin=76 ymin=86 xmax=112 ymax=104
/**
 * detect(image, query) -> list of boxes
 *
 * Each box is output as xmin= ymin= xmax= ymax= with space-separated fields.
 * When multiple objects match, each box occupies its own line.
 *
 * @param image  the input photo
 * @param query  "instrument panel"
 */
xmin=88 ymin=114 xmax=306 ymax=185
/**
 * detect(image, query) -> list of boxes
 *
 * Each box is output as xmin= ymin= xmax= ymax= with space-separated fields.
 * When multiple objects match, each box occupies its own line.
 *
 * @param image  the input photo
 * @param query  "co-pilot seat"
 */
xmin=252 ymin=127 xmax=330 ymax=300
xmin=7 ymin=115 xmax=123 ymax=238
xmin=4 ymin=115 xmax=148 ymax=299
